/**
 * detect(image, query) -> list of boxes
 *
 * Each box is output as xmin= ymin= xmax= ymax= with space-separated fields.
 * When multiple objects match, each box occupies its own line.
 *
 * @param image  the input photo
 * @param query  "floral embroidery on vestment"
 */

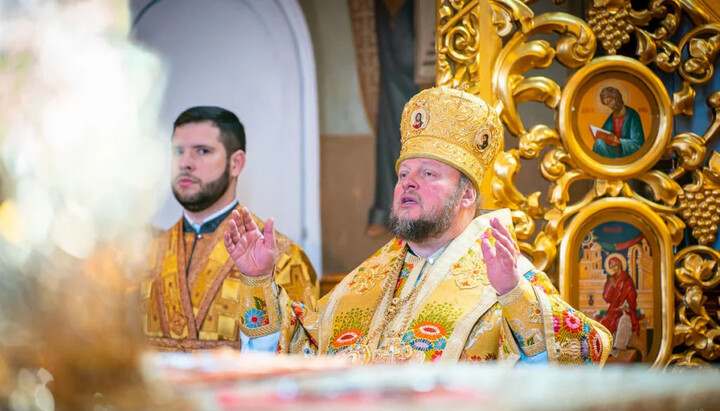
xmin=243 ymin=296 xmax=270 ymax=329
xmin=450 ymin=239 xmax=489 ymax=289
xmin=348 ymin=239 xmax=404 ymax=295
xmin=402 ymin=302 xmax=463 ymax=361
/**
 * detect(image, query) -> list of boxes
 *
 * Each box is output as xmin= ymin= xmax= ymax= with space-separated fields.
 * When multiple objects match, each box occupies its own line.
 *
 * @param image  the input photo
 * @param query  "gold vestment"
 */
xmin=141 ymin=205 xmax=318 ymax=351
xmin=238 ymin=210 xmax=611 ymax=365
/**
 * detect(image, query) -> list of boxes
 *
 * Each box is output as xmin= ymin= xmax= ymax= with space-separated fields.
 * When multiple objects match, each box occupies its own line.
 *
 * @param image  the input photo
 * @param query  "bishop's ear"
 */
xmin=461 ymin=183 xmax=478 ymax=210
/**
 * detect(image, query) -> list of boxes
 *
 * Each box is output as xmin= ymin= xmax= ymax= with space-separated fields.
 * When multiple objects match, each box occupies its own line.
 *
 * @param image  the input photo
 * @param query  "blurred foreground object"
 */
xmin=145 ymin=350 xmax=720 ymax=411
xmin=0 ymin=0 xmax=170 ymax=408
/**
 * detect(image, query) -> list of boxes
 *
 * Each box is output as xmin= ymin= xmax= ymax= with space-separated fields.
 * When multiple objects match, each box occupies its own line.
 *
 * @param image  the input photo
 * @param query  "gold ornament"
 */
xmin=397 ymin=87 xmax=503 ymax=191
xmin=587 ymin=2 xmax=634 ymax=55
xmin=678 ymin=151 xmax=720 ymax=245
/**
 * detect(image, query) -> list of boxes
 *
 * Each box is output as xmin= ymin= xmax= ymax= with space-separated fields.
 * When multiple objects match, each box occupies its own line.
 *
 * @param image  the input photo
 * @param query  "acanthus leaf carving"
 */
xmin=518 ymin=124 xmax=561 ymax=159
xmin=530 ymin=231 xmax=556 ymax=272
xmin=636 ymin=27 xmax=658 ymax=65
xmin=495 ymin=40 xmax=556 ymax=135
xmin=494 ymin=13 xmax=595 ymax=135
xmin=656 ymin=39 xmax=682 ymax=72
xmin=669 ymin=132 xmax=707 ymax=179
xmin=489 ymin=0 xmax=534 ymax=36
xmin=701 ymin=91 xmax=720 ymax=142
xmin=678 ymin=24 xmax=720 ymax=85
xmin=491 ymin=149 xmax=526 ymax=209
xmin=594 ymin=179 xmax=625 ymax=198
xmin=511 ymin=209 xmax=534 ymax=240
xmin=636 ymin=170 xmax=683 ymax=205
xmin=672 ymin=246 xmax=720 ymax=364
xmin=547 ymin=170 xmax=592 ymax=210
xmin=540 ymin=147 xmax=572 ymax=182
xmin=661 ymin=213 xmax=687 ymax=245
xmin=672 ymin=81 xmax=696 ymax=115
xmin=513 ymin=76 xmax=561 ymax=108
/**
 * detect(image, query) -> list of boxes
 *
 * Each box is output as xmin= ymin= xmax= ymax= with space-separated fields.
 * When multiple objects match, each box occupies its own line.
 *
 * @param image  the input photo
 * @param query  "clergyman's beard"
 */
xmin=388 ymin=187 xmax=463 ymax=243
xmin=172 ymin=165 xmax=230 ymax=212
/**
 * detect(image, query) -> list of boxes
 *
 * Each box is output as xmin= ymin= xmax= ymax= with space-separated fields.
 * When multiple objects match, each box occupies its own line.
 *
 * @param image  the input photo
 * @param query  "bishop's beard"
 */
xmin=388 ymin=186 xmax=464 ymax=243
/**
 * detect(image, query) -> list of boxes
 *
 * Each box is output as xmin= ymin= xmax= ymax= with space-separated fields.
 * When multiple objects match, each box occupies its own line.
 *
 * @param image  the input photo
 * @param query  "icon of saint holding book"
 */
xmin=590 ymin=86 xmax=645 ymax=159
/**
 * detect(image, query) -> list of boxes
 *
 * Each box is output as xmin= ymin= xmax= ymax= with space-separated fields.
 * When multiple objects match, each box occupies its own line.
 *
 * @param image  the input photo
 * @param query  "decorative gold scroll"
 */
xmin=436 ymin=0 xmax=720 ymax=367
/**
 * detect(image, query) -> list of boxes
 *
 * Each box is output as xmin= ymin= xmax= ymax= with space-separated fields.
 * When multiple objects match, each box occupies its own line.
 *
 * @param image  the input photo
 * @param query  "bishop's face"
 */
xmin=389 ymin=158 xmax=464 ymax=241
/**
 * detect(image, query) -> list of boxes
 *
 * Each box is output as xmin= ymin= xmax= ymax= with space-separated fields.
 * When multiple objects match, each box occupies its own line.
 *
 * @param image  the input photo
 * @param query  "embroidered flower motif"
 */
xmin=589 ymin=330 xmax=603 ymax=362
xmin=498 ymin=333 xmax=510 ymax=354
xmin=461 ymin=352 xmax=499 ymax=363
xmin=528 ymin=301 xmax=542 ymax=324
xmin=409 ymin=338 xmax=433 ymax=351
xmin=244 ymin=308 xmax=266 ymax=329
xmin=562 ymin=310 xmax=582 ymax=333
xmin=511 ymin=330 xmax=526 ymax=346
xmin=348 ymin=240 xmax=406 ymax=295
xmin=553 ymin=316 xmax=560 ymax=333
xmin=291 ymin=302 xmax=307 ymax=319
xmin=348 ymin=263 xmax=387 ymax=295
xmin=331 ymin=329 xmax=363 ymax=349
xmin=451 ymin=251 xmax=490 ymax=289
xmin=402 ymin=331 xmax=415 ymax=343
xmin=430 ymin=350 xmax=443 ymax=362
xmin=561 ymin=339 xmax=582 ymax=361
xmin=387 ymin=238 xmax=404 ymax=253
xmin=394 ymin=265 xmax=413 ymax=298
xmin=413 ymin=322 xmax=447 ymax=341
xmin=581 ymin=336 xmax=590 ymax=361
xmin=434 ymin=337 xmax=447 ymax=350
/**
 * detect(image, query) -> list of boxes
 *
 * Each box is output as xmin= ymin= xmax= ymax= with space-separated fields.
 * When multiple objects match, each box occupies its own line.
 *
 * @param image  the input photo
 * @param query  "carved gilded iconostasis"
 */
xmin=436 ymin=0 xmax=720 ymax=368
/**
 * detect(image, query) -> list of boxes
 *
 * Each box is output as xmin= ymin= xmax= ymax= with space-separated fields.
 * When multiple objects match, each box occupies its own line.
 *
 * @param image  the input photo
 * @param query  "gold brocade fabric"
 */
xmin=397 ymin=87 xmax=504 ymax=191
xmin=141 ymin=206 xmax=318 ymax=352
xmin=240 ymin=210 xmax=612 ymax=365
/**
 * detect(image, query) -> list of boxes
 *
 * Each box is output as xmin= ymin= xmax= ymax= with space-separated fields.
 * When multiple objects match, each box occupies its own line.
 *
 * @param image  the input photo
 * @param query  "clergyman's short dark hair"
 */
xmin=173 ymin=106 xmax=246 ymax=155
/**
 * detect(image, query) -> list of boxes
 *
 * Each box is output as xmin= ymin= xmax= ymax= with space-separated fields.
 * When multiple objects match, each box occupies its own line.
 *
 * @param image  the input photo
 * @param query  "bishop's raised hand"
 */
xmin=223 ymin=207 xmax=276 ymax=277
xmin=481 ymin=217 xmax=521 ymax=296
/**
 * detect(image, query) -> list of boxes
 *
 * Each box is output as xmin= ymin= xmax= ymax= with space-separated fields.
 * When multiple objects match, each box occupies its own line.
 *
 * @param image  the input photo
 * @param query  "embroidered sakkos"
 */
xmin=239 ymin=210 xmax=612 ymax=365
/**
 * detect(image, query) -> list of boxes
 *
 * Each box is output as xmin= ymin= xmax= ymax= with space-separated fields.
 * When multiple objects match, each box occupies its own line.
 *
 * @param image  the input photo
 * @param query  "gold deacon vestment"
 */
xmin=141 ymin=204 xmax=318 ymax=351
xmin=237 ymin=210 xmax=612 ymax=365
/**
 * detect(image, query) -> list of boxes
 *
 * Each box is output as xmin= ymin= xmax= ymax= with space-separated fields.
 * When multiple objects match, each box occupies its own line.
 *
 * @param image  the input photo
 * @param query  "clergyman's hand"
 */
xmin=223 ymin=207 xmax=276 ymax=277
xmin=481 ymin=217 xmax=520 ymax=296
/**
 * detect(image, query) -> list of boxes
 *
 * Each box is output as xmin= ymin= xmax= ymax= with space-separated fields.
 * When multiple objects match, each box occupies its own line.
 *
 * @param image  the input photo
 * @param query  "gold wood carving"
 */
xmin=436 ymin=0 xmax=720 ymax=366
xmin=437 ymin=0 xmax=503 ymax=209
xmin=678 ymin=151 xmax=720 ymax=245
xmin=669 ymin=246 xmax=720 ymax=368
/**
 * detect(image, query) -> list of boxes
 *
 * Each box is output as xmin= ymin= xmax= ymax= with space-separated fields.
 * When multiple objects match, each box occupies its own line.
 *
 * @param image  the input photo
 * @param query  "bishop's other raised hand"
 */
xmin=481 ymin=217 xmax=521 ymax=296
xmin=223 ymin=207 xmax=276 ymax=277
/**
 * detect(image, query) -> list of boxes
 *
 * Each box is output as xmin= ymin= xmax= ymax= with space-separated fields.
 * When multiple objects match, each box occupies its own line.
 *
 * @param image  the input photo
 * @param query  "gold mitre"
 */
xmin=396 ymin=86 xmax=503 ymax=191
